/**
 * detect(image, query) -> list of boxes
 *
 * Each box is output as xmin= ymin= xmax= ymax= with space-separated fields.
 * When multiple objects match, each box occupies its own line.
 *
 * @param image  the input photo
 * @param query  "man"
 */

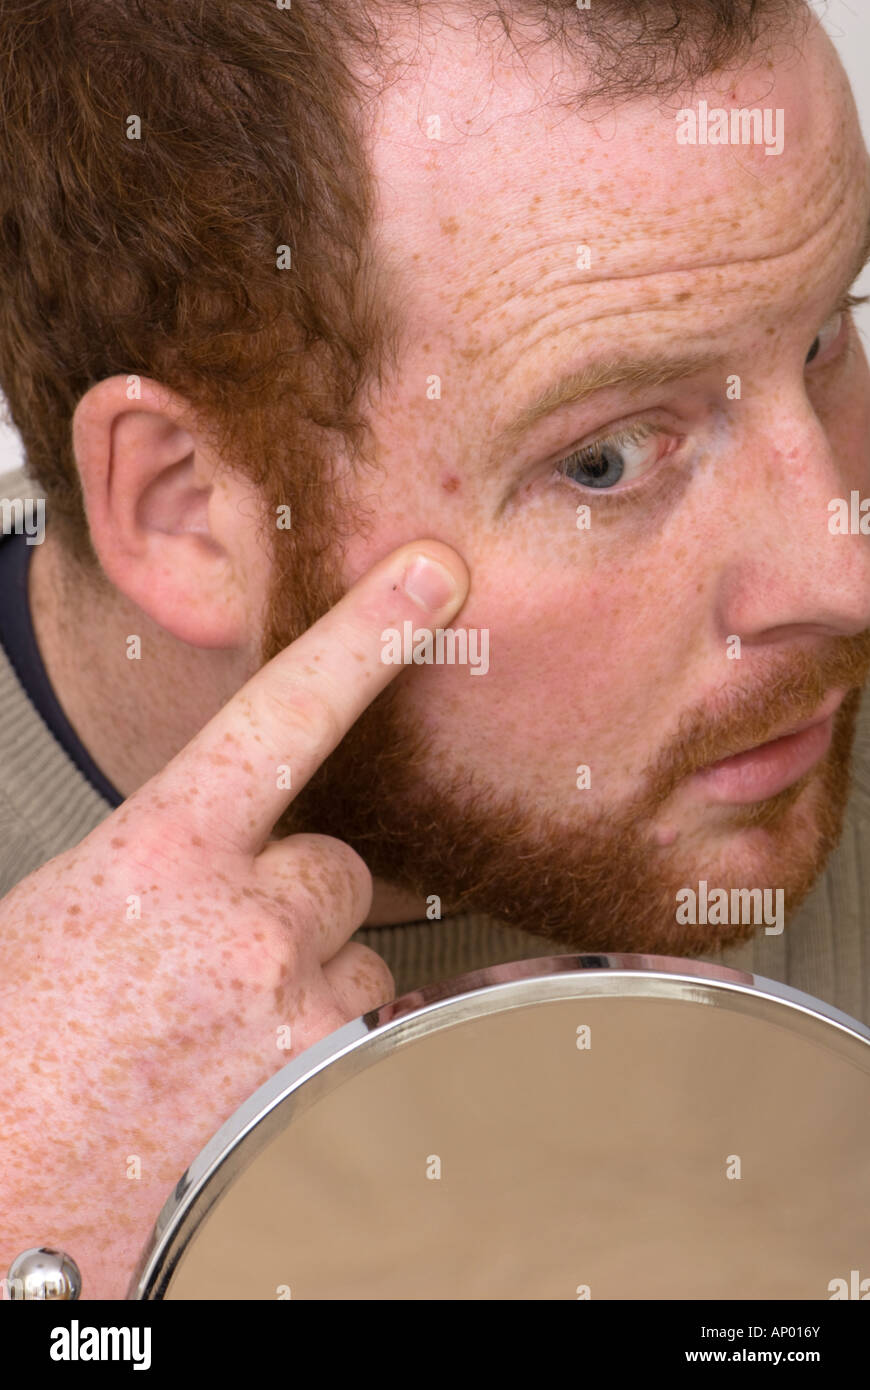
xmin=1 ymin=0 xmax=869 ymax=1297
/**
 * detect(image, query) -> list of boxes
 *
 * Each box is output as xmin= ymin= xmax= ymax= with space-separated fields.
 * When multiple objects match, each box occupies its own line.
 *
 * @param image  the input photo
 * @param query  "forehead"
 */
xmin=365 ymin=16 xmax=870 ymax=388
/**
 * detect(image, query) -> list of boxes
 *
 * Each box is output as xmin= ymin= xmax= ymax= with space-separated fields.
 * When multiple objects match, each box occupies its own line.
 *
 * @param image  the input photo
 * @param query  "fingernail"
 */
xmin=402 ymin=555 xmax=458 ymax=611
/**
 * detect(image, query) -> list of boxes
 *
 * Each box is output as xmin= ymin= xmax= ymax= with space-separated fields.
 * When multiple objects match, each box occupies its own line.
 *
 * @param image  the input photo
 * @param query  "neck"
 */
xmin=29 ymin=527 xmax=245 ymax=795
xmin=27 ymin=529 xmax=430 ymax=928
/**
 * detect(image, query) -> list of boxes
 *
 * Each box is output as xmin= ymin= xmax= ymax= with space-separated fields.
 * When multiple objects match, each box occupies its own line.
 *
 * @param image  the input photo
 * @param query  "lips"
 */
xmin=700 ymin=688 xmax=846 ymax=771
xmin=689 ymin=689 xmax=846 ymax=806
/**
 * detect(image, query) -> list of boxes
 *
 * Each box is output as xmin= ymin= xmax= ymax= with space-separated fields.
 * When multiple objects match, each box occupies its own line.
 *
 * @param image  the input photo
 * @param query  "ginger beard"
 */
xmin=259 ymin=518 xmax=870 ymax=956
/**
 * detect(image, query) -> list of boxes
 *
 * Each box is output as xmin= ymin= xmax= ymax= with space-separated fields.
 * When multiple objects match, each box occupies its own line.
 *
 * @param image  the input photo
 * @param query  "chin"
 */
xmin=666 ymin=759 xmax=847 ymax=940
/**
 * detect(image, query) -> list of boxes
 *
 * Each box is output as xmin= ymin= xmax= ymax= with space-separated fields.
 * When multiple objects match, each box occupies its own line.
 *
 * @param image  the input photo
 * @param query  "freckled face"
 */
xmin=269 ymin=17 xmax=870 ymax=954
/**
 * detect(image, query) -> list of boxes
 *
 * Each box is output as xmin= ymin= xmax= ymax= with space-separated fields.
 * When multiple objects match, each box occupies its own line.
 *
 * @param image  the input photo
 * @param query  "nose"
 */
xmin=712 ymin=399 xmax=870 ymax=648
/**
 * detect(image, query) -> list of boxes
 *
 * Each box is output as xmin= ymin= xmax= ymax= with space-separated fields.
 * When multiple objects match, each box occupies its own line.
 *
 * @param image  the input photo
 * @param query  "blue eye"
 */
xmin=554 ymin=422 xmax=661 ymax=491
xmin=566 ymin=439 xmax=625 ymax=488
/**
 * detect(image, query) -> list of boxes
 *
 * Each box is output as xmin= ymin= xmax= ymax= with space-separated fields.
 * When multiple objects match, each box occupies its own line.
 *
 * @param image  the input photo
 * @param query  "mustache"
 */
xmin=634 ymin=630 xmax=870 ymax=813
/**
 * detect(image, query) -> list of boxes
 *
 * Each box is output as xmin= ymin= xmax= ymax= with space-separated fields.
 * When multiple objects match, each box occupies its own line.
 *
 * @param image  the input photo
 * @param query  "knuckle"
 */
xmin=235 ymin=911 xmax=306 ymax=991
xmin=312 ymin=835 xmax=372 ymax=893
xmin=263 ymin=684 xmax=342 ymax=755
xmin=347 ymin=942 xmax=396 ymax=1002
xmin=285 ymin=834 xmax=372 ymax=921
xmin=103 ymin=808 xmax=183 ymax=880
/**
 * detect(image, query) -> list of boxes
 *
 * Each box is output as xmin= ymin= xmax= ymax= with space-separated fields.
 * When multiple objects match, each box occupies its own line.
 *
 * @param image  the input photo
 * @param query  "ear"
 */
xmin=72 ymin=375 xmax=268 ymax=648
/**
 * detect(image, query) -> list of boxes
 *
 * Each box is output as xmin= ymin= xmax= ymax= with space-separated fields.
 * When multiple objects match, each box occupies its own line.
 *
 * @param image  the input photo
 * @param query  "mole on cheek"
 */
xmin=442 ymin=475 xmax=461 ymax=494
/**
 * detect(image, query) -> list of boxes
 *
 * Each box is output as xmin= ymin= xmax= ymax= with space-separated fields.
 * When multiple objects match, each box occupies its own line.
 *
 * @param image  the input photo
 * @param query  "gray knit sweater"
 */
xmin=2 ymin=467 xmax=869 ymax=1023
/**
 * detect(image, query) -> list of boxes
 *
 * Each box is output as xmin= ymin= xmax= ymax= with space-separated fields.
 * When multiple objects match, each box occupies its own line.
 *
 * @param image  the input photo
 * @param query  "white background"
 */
xmin=1 ymin=0 xmax=868 ymax=480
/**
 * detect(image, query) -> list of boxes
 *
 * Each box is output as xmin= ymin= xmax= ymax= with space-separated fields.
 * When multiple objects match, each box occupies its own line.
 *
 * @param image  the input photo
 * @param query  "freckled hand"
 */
xmin=0 ymin=539 xmax=469 ymax=1299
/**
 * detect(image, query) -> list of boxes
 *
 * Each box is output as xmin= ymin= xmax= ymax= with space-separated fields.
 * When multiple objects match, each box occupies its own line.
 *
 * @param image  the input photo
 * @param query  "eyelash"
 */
xmin=551 ymin=291 xmax=870 ymax=502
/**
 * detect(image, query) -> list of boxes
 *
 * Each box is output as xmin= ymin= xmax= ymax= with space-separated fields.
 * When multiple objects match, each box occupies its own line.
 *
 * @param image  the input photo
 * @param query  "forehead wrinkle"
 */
xmin=373 ymin=27 xmax=870 ymax=441
xmin=430 ymin=91 xmax=868 ymax=328
xmin=436 ymin=110 xmax=864 ymax=313
xmin=847 ymin=198 xmax=870 ymax=286
xmin=455 ymin=191 xmax=870 ymax=343
xmin=522 ymin=176 xmax=870 ymax=333
xmin=480 ymin=188 xmax=870 ymax=454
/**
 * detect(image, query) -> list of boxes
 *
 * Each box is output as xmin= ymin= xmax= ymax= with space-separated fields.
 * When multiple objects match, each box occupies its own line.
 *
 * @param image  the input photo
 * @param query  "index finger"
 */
xmin=152 ymin=541 xmax=470 ymax=854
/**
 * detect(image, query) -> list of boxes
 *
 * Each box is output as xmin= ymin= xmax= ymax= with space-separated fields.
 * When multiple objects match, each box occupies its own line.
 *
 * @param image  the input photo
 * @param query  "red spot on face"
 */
xmin=442 ymin=475 xmax=461 ymax=494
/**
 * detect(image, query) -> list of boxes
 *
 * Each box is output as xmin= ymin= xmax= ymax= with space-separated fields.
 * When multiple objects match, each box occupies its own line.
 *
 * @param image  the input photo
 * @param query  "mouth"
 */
xmin=690 ymin=688 xmax=847 ymax=806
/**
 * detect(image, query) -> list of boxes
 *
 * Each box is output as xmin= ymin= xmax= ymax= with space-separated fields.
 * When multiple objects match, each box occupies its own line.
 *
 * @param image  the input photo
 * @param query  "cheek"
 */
xmin=337 ymin=495 xmax=486 ymax=594
xmin=399 ymin=562 xmax=683 ymax=773
xmin=338 ymin=485 xmax=706 ymax=768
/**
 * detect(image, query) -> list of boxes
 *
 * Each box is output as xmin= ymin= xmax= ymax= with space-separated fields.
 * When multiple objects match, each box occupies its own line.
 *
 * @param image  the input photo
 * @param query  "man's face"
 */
xmin=266 ymin=16 xmax=870 ymax=956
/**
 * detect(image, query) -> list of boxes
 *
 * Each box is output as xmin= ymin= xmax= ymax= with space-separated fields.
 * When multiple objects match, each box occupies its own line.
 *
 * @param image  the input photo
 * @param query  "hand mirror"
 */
xmin=126 ymin=954 xmax=870 ymax=1300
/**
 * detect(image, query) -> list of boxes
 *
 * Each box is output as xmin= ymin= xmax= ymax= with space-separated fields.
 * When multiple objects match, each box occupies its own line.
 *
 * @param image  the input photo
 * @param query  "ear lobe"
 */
xmin=71 ymin=374 xmax=252 ymax=649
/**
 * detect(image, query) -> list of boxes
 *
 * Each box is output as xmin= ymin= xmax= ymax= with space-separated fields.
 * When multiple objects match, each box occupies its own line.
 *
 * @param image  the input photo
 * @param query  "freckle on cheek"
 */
xmin=442 ymin=475 xmax=461 ymax=494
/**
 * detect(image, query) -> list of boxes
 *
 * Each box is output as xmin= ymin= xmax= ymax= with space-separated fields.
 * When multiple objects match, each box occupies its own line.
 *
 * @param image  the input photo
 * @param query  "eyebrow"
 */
xmin=490 ymin=207 xmax=870 ymax=456
xmin=490 ymin=350 xmax=720 ymax=452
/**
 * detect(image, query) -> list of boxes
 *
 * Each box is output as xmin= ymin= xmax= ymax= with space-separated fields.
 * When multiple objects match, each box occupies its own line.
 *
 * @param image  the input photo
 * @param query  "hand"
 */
xmin=0 ymin=541 xmax=469 ymax=1299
